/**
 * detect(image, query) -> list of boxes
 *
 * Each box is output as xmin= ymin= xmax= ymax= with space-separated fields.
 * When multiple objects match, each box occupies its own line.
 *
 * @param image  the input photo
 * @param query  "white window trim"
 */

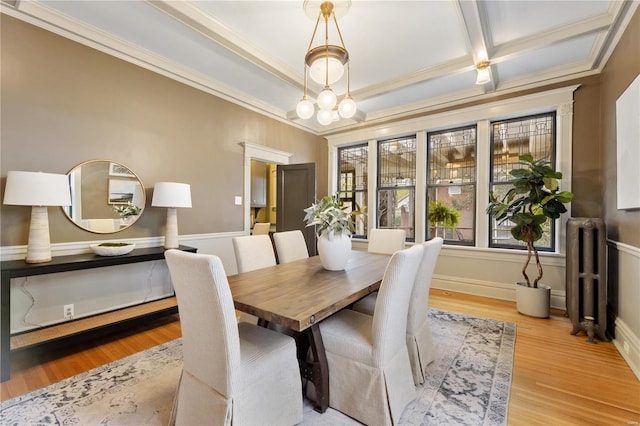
xmin=326 ymin=85 xmax=577 ymax=254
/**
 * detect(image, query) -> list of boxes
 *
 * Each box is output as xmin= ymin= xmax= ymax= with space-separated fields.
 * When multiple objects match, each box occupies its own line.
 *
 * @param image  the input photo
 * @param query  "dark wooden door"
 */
xmin=276 ymin=163 xmax=317 ymax=256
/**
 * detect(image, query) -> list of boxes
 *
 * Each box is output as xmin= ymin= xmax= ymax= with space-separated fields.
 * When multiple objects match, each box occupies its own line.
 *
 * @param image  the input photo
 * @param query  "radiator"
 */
xmin=566 ymin=218 xmax=609 ymax=343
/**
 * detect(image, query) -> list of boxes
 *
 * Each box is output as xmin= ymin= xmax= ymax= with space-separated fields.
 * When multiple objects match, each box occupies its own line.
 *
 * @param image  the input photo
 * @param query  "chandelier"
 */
xmin=296 ymin=1 xmax=356 ymax=125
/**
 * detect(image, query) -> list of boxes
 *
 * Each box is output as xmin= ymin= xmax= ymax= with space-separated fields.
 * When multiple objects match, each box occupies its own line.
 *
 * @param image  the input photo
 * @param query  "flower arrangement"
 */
xmin=113 ymin=201 xmax=141 ymax=218
xmin=303 ymin=193 xmax=366 ymax=238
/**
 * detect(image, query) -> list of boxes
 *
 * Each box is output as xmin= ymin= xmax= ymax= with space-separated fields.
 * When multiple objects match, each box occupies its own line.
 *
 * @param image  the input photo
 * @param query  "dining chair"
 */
xmin=318 ymin=244 xmax=424 ymax=425
xmin=252 ymin=222 xmax=271 ymax=235
xmin=232 ymin=234 xmax=276 ymax=273
xmin=165 ymin=249 xmax=303 ymax=426
xmin=352 ymin=237 xmax=444 ymax=384
xmin=367 ymin=228 xmax=406 ymax=254
xmin=273 ymin=230 xmax=309 ymax=263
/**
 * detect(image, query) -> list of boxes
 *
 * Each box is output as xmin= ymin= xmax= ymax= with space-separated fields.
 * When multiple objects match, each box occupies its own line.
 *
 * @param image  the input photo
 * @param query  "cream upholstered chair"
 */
xmin=368 ymin=228 xmax=406 ymax=254
xmin=232 ymin=234 xmax=276 ymax=273
xmin=273 ymin=230 xmax=309 ymax=263
xmin=165 ymin=250 xmax=303 ymax=426
xmin=353 ymin=237 xmax=444 ymax=384
xmin=252 ymin=222 xmax=271 ymax=235
xmin=318 ymin=244 xmax=424 ymax=425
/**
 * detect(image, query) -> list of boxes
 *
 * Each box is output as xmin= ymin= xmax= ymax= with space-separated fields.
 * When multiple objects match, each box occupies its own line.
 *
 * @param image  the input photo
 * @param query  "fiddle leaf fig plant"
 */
xmin=486 ymin=153 xmax=573 ymax=288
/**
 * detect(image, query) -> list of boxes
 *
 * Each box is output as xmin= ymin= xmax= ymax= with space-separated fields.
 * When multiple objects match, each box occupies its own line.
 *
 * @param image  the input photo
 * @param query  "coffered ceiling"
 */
xmin=2 ymin=0 xmax=638 ymax=135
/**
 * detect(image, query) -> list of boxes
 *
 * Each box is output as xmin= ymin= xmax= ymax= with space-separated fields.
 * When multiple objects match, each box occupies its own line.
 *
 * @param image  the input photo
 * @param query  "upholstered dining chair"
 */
xmin=368 ymin=228 xmax=406 ymax=254
xmin=318 ymin=244 xmax=424 ymax=425
xmin=353 ymin=237 xmax=444 ymax=384
xmin=232 ymin=234 xmax=276 ymax=273
xmin=252 ymin=222 xmax=271 ymax=235
xmin=164 ymin=250 xmax=302 ymax=426
xmin=273 ymin=230 xmax=309 ymax=263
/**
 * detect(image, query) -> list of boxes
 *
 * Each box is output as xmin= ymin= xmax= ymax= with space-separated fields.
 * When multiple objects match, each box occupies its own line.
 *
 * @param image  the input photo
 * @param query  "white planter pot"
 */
xmin=317 ymin=232 xmax=352 ymax=271
xmin=515 ymin=282 xmax=551 ymax=318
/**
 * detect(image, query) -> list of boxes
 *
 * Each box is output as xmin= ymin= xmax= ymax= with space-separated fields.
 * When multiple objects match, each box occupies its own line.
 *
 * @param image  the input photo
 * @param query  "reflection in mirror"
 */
xmin=62 ymin=160 xmax=146 ymax=233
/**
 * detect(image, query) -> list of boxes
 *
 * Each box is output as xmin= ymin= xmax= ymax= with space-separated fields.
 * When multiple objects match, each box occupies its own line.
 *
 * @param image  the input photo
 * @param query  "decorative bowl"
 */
xmin=90 ymin=243 xmax=136 ymax=256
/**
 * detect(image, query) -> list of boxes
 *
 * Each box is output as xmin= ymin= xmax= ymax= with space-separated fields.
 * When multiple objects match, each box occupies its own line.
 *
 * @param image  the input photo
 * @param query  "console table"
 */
xmin=0 ymin=245 xmax=196 ymax=382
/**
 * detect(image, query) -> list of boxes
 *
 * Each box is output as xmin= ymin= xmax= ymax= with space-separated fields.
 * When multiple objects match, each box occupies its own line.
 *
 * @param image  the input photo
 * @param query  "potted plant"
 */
xmin=486 ymin=153 xmax=573 ymax=318
xmin=113 ymin=201 xmax=141 ymax=225
xmin=303 ymin=193 xmax=365 ymax=270
xmin=428 ymin=200 xmax=460 ymax=239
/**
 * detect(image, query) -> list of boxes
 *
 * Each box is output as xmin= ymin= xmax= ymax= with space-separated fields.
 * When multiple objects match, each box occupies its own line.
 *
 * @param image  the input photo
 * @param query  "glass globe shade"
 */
xmin=309 ymin=57 xmax=345 ymax=85
xmin=296 ymin=98 xmax=314 ymax=119
xmin=317 ymin=109 xmax=333 ymax=126
xmin=338 ymin=97 xmax=357 ymax=119
xmin=317 ymin=88 xmax=337 ymax=110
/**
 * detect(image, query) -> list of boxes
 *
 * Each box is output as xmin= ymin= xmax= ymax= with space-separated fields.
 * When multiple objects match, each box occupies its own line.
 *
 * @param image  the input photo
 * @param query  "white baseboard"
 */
xmin=613 ymin=318 xmax=640 ymax=381
xmin=432 ymin=274 xmax=567 ymax=310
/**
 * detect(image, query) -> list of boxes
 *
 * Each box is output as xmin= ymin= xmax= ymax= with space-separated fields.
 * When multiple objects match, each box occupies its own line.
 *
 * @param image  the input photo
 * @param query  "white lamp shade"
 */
xmin=296 ymin=98 xmax=315 ymax=119
xmin=476 ymin=67 xmax=491 ymax=85
xmin=3 ymin=171 xmax=71 ymax=206
xmin=309 ymin=56 xmax=345 ymax=85
xmin=317 ymin=88 xmax=337 ymax=110
xmin=317 ymin=109 xmax=334 ymax=125
xmin=338 ymin=96 xmax=357 ymax=118
xmin=152 ymin=182 xmax=192 ymax=208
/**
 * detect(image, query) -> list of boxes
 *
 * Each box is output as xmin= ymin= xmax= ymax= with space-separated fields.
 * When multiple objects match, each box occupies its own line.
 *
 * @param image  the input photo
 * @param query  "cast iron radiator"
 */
xmin=566 ymin=217 xmax=609 ymax=343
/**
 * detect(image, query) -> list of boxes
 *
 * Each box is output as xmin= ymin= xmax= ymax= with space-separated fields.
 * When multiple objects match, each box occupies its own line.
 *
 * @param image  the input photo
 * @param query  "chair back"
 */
xmin=165 ymin=250 xmax=241 ymax=397
xmin=252 ymin=222 xmax=271 ymax=235
xmin=273 ymin=230 xmax=309 ymax=263
xmin=371 ymin=244 xmax=423 ymax=362
xmin=368 ymin=228 xmax=406 ymax=254
xmin=232 ymin=234 xmax=276 ymax=273
xmin=407 ymin=237 xmax=443 ymax=334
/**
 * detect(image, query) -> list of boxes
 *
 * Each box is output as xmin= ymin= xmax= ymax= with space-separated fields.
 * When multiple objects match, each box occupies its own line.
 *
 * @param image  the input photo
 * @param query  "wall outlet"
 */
xmin=234 ymin=196 xmax=242 ymax=205
xmin=63 ymin=304 xmax=74 ymax=320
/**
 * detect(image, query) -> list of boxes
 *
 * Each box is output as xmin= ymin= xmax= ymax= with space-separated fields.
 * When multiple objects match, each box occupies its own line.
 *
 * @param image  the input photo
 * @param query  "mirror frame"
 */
xmin=62 ymin=159 xmax=146 ymax=234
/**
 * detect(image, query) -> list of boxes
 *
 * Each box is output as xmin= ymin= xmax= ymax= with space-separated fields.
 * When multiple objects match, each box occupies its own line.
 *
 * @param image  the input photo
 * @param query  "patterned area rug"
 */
xmin=0 ymin=309 xmax=515 ymax=425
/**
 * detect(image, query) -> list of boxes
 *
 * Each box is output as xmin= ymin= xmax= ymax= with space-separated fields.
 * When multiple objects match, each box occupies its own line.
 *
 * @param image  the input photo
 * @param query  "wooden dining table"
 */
xmin=227 ymin=250 xmax=391 ymax=413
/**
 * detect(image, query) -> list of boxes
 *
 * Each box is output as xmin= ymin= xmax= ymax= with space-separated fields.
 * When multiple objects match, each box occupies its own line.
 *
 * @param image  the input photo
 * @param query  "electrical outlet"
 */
xmin=63 ymin=304 xmax=74 ymax=320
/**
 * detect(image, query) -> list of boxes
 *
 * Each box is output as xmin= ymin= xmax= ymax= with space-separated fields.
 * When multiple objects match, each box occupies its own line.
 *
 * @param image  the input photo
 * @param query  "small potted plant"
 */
xmin=113 ymin=201 xmax=141 ymax=225
xmin=486 ymin=153 xmax=573 ymax=317
xmin=428 ymin=200 xmax=460 ymax=239
xmin=303 ymin=193 xmax=365 ymax=270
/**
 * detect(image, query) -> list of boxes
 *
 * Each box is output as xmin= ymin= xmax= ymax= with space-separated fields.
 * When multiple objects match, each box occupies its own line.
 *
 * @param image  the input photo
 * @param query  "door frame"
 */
xmin=241 ymin=142 xmax=292 ymax=234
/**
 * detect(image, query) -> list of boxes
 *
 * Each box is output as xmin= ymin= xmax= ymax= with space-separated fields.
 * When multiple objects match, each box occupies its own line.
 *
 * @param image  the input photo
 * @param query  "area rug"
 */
xmin=0 ymin=309 xmax=515 ymax=425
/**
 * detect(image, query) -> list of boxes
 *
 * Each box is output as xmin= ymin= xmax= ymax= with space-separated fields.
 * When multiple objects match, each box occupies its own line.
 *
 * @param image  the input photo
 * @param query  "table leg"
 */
xmin=298 ymin=324 xmax=329 ymax=413
xmin=1 ymin=271 xmax=11 ymax=382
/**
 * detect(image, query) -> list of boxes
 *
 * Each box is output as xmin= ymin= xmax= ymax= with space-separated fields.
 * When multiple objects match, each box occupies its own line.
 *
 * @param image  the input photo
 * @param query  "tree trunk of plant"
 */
xmin=532 ymin=242 xmax=543 ymax=288
xmin=522 ymin=242 xmax=532 ymax=287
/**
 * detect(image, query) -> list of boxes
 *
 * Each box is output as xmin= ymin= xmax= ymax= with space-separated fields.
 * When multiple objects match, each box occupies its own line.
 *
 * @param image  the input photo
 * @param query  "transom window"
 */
xmin=489 ymin=112 xmax=556 ymax=250
xmin=377 ymin=136 xmax=416 ymax=242
xmin=338 ymin=144 xmax=368 ymax=238
xmin=427 ymin=125 xmax=476 ymax=246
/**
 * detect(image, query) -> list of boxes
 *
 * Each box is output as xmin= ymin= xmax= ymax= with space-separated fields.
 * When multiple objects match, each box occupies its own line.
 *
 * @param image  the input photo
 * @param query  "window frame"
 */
xmin=337 ymin=143 xmax=369 ymax=239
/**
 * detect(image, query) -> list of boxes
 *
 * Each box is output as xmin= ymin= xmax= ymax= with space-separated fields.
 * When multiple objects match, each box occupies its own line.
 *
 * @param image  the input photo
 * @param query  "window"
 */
xmin=489 ymin=112 xmax=556 ymax=250
xmin=427 ymin=126 xmax=476 ymax=245
xmin=338 ymin=144 xmax=368 ymax=238
xmin=377 ymin=136 xmax=416 ymax=241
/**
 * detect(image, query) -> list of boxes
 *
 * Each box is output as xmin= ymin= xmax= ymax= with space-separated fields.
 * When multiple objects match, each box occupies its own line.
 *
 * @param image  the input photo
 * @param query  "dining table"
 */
xmin=227 ymin=250 xmax=391 ymax=413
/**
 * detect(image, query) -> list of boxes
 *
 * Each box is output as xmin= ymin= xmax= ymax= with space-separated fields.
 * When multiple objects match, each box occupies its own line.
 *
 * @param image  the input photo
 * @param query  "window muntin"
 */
xmin=377 ymin=136 xmax=416 ymax=242
xmin=338 ymin=144 xmax=368 ymax=238
xmin=427 ymin=126 xmax=476 ymax=245
xmin=489 ymin=112 xmax=556 ymax=250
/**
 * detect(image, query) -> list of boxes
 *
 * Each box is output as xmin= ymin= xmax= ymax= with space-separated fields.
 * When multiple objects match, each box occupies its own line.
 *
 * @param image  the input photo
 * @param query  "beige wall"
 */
xmin=601 ymin=8 xmax=640 ymax=247
xmin=0 ymin=15 xmax=327 ymax=246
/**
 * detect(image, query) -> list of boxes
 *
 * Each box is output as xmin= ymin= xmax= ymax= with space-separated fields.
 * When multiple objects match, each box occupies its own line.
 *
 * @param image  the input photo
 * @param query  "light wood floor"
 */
xmin=1 ymin=289 xmax=639 ymax=425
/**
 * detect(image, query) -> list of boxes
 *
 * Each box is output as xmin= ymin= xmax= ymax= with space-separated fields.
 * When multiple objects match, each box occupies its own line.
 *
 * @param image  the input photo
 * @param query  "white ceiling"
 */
xmin=3 ymin=0 xmax=638 ymax=135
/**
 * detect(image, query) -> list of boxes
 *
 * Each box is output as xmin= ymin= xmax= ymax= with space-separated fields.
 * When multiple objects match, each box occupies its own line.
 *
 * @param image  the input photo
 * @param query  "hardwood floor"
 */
xmin=1 ymin=290 xmax=639 ymax=425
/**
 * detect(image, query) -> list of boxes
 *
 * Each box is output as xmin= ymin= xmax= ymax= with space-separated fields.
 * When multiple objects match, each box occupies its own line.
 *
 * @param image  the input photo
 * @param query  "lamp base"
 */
xmin=26 ymin=206 xmax=52 ymax=263
xmin=164 ymin=208 xmax=180 ymax=249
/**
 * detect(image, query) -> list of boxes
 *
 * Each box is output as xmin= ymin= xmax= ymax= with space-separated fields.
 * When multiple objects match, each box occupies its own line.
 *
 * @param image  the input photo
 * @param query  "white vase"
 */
xmin=317 ymin=231 xmax=352 ymax=271
xmin=515 ymin=282 xmax=551 ymax=318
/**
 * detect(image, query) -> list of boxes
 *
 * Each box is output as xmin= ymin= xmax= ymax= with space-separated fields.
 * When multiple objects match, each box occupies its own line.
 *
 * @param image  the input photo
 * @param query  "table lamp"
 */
xmin=3 ymin=171 xmax=72 ymax=263
xmin=151 ymin=182 xmax=192 ymax=249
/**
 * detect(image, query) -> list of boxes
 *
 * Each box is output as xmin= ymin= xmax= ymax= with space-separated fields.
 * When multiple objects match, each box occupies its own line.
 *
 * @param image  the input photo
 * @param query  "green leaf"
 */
xmin=519 ymin=153 xmax=534 ymax=163
xmin=555 ymin=191 xmax=573 ymax=203
xmin=543 ymin=177 xmax=559 ymax=191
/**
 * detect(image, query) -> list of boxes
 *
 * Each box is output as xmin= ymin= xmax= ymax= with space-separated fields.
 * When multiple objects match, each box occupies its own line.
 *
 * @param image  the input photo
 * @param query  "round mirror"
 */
xmin=63 ymin=160 xmax=146 ymax=233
